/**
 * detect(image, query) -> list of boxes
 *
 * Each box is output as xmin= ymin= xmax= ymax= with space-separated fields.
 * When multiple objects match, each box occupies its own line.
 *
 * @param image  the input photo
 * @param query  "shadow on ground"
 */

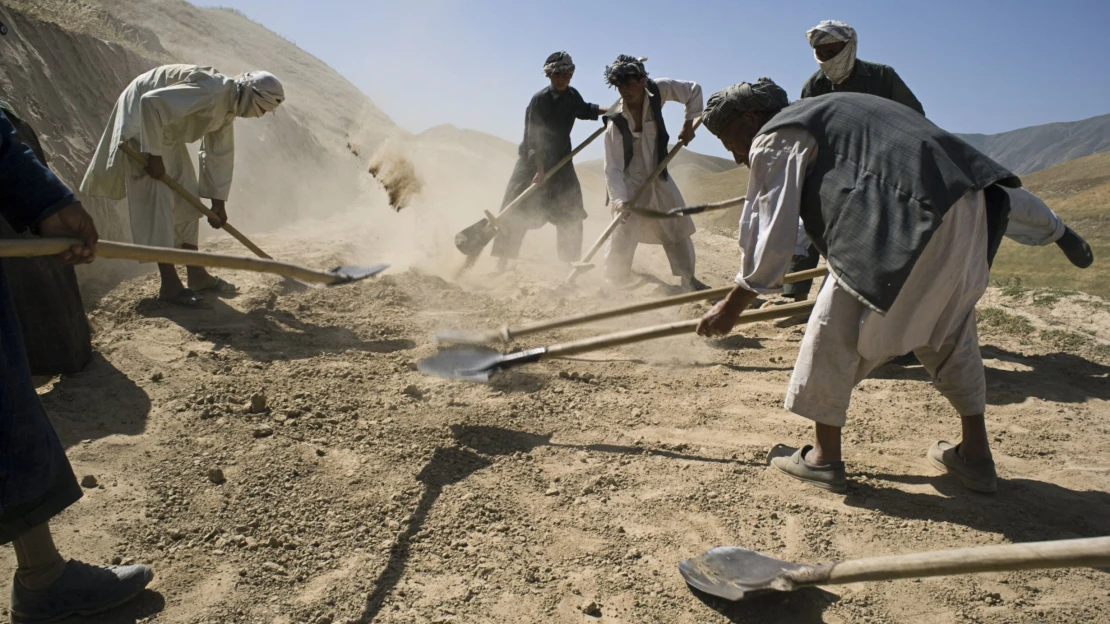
xmin=687 ymin=585 xmax=839 ymax=624
xmin=75 ymin=589 xmax=166 ymax=623
xmin=39 ymin=353 xmax=151 ymax=449
xmin=137 ymin=296 xmax=414 ymax=362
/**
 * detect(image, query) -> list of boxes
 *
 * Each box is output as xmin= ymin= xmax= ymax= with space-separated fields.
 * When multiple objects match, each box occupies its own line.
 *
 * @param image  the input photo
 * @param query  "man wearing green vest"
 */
xmin=697 ymin=79 xmax=1024 ymax=495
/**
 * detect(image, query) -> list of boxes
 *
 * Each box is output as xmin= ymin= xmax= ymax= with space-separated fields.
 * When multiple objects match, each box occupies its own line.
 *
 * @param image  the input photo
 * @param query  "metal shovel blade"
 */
xmin=417 ymin=346 xmax=506 ymax=382
xmin=679 ymin=547 xmax=816 ymax=601
xmin=455 ymin=218 xmax=496 ymax=256
xmin=327 ymin=263 xmax=390 ymax=285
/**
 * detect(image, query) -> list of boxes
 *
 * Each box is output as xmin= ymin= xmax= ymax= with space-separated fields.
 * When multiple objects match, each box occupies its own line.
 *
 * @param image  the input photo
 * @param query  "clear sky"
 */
xmin=207 ymin=0 xmax=1110 ymax=159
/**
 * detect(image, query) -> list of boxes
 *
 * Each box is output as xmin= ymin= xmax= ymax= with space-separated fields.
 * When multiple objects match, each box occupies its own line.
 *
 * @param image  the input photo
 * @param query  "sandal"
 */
xmin=191 ymin=276 xmax=238 ymax=294
xmin=159 ymin=288 xmax=203 ymax=308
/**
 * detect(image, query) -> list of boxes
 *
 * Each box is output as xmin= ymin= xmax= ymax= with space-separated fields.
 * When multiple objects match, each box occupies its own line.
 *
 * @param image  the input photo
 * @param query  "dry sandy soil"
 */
xmin=2 ymin=214 xmax=1109 ymax=624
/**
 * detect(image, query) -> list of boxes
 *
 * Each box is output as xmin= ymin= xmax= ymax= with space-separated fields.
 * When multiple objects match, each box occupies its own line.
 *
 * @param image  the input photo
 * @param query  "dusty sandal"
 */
xmin=159 ymin=288 xmax=203 ymax=308
xmin=769 ymin=444 xmax=847 ymax=493
xmin=192 ymin=276 xmax=237 ymax=294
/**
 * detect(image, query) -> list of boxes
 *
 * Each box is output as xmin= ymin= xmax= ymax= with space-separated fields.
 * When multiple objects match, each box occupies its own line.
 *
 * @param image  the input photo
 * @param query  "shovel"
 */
xmin=565 ymin=117 xmax=704 ymax=284
xmin=0 ymin=239 xmax=388 ymax=287
xmin=454 ymin=99 xmax=621 ymax=261
xmin=434 ymin=266 xmax=827 ymax=345
xmin=419 ymin=299 xmax=814 ymax=382
xmin=622 ymin=195 xmax=744 ymax=219
xmin=680 ymin=536 xmax=1110 ymax=602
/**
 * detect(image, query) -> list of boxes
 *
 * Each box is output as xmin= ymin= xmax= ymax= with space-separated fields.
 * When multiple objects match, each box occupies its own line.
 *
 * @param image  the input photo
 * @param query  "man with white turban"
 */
xmin=788 ymin=21 xmax=1092 ymax=306
xmin=698 ymin=78 xmax=1027 ymax=494
xmin=81 ymin=65 xmax=284 ymax=306
xmin=601 ymin=55 xmax=708 ymax=292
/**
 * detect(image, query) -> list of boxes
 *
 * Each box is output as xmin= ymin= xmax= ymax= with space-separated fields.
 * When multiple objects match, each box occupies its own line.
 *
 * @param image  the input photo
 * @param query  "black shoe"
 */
xmin=1055 ymin=226 xmax=1094 ymax=269
xmin=10 ymin=560 xmax=154 ymax=623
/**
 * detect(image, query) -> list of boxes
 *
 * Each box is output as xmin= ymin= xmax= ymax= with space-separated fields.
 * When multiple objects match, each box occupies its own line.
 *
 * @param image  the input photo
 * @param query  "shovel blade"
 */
xmin=327 ymin=264 xmax=389 ymax=285
xmin=417 ymin=346 xmax=505 ymax=382
xmin=455 ymin=218 xmax=497 ymax=256
xmin=679 ymin=547 xmax=815 ymax=601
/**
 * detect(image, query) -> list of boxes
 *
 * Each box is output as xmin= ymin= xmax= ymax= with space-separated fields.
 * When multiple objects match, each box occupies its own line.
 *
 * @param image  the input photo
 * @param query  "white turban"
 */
xmin=235 ymin=71 xmax=285 ymax=118
xmin=806 ymin=20 xmax=857 ymax=85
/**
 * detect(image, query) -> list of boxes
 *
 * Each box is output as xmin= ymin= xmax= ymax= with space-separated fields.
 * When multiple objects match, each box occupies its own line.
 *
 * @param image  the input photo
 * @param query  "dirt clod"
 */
xmin=80 ymin=475 xmax=98 ymax=488
xmin=207 ymin=468 xmax=226 ymax=484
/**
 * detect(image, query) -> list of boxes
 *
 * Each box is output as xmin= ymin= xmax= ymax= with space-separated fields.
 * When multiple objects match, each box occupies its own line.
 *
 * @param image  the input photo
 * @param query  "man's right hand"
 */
xmin=144 ymin=154 xmax=166 ymax=180
xmin=613 ymin=200 xmax=632 ymax=223
xmin=36 ymin=202 xmax=99 ymax=264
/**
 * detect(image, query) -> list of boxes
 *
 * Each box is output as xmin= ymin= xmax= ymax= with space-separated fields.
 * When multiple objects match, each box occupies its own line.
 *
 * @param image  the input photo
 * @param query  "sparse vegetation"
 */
xmin=1033 ymin=293 xmax=1060 ymax=308
xmin=1040 ymin=329 xmax=1088 ymax=351
xmin=995 ymin=277 xmax=1028 ymax=298
xmin=1 ymin=0 xmax=151 ymax=55
xmin=978 ymin=306 xmax=1035 ymax=338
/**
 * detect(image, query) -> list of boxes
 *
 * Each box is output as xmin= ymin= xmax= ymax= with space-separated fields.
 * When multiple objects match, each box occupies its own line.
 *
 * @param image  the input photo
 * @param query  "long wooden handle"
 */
xmin=813 ymin=536 xmax=1110 ymax=587
xmin=117 ymin=142 xmax=273 ymax=260
xmin=492 ymin=98 xmax=620 ymax=226
xmin=543 ymin=299 xmax=815 ymax=359
xmin=510 ymin=266 xmax=827 ymax=341
xmin=0 ymin=238 xmax=344 ymax=285
xmin=630 ymin=195 xmax=744 ymax=219
xmin=566 ymin=116 xmax=704 ymax=284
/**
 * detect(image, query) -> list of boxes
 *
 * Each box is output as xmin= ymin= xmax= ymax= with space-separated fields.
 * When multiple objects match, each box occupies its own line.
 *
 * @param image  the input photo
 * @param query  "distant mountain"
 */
xmin=956 ymin=113 xmax=1110 ymax=175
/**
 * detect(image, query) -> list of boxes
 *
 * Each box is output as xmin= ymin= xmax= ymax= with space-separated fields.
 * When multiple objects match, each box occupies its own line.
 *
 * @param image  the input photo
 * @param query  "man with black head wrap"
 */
xmin=601 ymin=55 xmax=707 ymax=291
xmin=697 ymin=78 xmax=1027 ymax=495
xmin=491 ymin=52 xmax=607 ymax=272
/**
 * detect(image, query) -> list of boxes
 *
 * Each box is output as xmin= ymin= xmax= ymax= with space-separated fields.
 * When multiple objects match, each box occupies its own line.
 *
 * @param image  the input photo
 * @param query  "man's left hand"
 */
xmin=37 ymin=202 xmax=99 ymax=264
xmin=208 ymin=200 xmax=227 ymax=229
xmin=678 ymin=121 xmax=696 ymax=146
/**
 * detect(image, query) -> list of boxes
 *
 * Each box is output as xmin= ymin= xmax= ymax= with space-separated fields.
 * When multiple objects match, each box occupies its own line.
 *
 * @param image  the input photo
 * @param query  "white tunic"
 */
xmin=80 ymin=65 xmax=238 ymax=202
xmin=603 ymin=78 xmax=703 ymax=245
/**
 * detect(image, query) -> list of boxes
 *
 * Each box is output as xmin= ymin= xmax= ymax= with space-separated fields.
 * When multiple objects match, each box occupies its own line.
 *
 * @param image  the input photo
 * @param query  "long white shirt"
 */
xmin=603 ymin=78 xmax=703 ymax=244
xmin=80 ymin=65 xmax=238 ymax=201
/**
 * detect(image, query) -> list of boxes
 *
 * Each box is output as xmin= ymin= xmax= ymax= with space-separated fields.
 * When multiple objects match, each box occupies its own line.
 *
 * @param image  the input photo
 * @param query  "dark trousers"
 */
xmin=491 ymin=214 xmax=583 ymax=263
xmin=782 ymin=245 xmax=821 ymax=300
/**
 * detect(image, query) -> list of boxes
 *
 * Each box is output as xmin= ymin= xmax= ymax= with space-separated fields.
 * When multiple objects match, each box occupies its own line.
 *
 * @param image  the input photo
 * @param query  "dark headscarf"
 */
xmin=702 ymin=78 xmax=790 ymax=136
xmin=543 ymin=51 xmax=575 ymax=77
xmin=604 ymin=55 xmax=647 ymax=86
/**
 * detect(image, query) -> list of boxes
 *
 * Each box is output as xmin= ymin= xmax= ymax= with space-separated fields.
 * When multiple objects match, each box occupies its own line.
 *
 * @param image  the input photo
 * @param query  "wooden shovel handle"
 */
xmin=544 ymin=299 xmax=815 ymax=359
xmin=511 ymin=266 xmax=828 ymax=341
xmin=566 ymin=116 xmax=704 ymax=284
xmin=816 ymin=536 xmax=1110 ymax=586
xmin=117 ymin=142 xmax=273 ymax=260
xmin=0 ymin=238 xmax=343 ymax=285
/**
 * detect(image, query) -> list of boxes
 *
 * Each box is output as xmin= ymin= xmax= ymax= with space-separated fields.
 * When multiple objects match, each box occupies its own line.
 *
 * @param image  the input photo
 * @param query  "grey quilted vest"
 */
xmin=759 ymin=93 xmax=1019 ymax=313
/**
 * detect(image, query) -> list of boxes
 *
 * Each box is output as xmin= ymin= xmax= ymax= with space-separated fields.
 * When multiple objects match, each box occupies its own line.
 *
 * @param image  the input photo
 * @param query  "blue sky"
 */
xmin=209 ymin=0 xmax=1110 ymax=159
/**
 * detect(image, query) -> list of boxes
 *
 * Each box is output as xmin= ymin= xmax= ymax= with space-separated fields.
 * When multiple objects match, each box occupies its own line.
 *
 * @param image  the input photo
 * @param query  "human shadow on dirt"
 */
xmin=687 ymin=584 xmax=839 ymax=624
xmin=76 ymin=589 xmax=166 ymax=623
xmin=38 ymin=353 xmax=152 ymax=449
xmin=869 ymin=346 xmax=1110 ymax=405
xmin=846 ymin=472 xmax=1110 ymax=544
xmin=357 ymin=447 xmax=492 ymax=623
xmin=449 ymin=425 xmax=762 ymax=467
xmin=137 ymin=297 xmax=414 ymax=362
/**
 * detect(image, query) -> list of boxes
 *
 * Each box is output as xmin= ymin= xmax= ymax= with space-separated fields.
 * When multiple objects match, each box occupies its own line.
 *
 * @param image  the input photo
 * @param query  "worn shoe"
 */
xmin=681 ymin=276 xmax=711 ymax=292
xmin=10 ymin=559 xmax=154 ymax=623
xmin=1055 ymin=226 xmax=1094 ymax=269
xmin=927 ymin=441 xmax=998 ymax=493
xmin=769 ymin=445 xmax=847 ymax=493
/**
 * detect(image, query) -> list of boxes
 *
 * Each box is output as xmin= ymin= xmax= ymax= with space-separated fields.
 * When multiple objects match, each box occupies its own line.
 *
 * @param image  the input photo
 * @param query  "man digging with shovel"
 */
xmin=601 ymin=55 xmax=709 ymax=292
xmin=81 ymin=65 xmax=285 ymax=307
xmin=491 ymin=51 xmax=607 ymax=273
xmin=696 ymin=79 xmax=1019 ymax=494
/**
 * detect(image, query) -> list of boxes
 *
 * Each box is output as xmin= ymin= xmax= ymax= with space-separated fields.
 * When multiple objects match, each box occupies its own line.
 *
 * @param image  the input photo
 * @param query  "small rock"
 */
xmin=80 ymin=475 xmax=98 ymax=488
xmin=545 ymin=487 xmax=560 ymax=497
xmin=315 ymin=448 xmax=326 ymax=457
xmin=261 ymin=561 xmax=287 ymax=576
xmin=581 ymin=372 xmax=595 ymax=382
xmin=315 ymin=617 xmax=334 ymax=624
xmin=249 ymin=393 xmax=268 ymax=414
xmin=558 ymin=371 xmax=571 ymax=379
xmin=150 ymin=372 xmax=164 ymax=382
xmin=253 ymin=425 xmax=274 ymax=439
xmin=207 ymin=468 xmax=226 ymax=485
xmin=110 ymin=555 xmax=122 ymax=565
xmin=580 ymin=600 xmax=601 ymax=617
xmin=625 ymin=549 xmax=642 ymax=560
xmin=186 ymin=350 xmax=198 ymax=358
xmin=401 ymin=385 xmax=424 ymax=399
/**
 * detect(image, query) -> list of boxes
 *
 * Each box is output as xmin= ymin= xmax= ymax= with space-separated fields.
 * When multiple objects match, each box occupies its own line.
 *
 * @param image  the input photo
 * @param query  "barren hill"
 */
xmin=957 ymin=112 xmax=1110 ymax=175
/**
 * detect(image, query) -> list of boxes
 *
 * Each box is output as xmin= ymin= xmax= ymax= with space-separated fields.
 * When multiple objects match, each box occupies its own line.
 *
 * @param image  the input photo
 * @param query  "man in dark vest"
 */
xmin=601 ymin=55 xmax=708 ymax=292
xmin=784 ymin=20 xmax=1093 ymax=305
xmin=0 ymin=110 xmax=154 ymax=622
xmin=697 ymin=79 xmax=1021 ymax=494
xmin=0 ymin=98 xmax=92 ymax=375
xmin=491 ymin=52 xmax=607 ymax=272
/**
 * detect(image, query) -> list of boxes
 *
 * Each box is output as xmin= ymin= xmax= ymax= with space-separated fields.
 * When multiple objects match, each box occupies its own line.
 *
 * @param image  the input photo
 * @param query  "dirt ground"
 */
xmin=3 ymin=214 xmax=1109 ymax=624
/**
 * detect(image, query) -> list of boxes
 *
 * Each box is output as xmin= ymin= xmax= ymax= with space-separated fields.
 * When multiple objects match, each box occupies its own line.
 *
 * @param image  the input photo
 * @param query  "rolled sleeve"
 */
xmin=734 ymin=128 xmax=818 ymax=294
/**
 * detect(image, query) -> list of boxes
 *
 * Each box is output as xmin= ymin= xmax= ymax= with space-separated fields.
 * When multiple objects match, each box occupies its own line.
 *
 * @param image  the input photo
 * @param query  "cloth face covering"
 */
xmin=235 ymin=71 xmax=285 ymax=118
xmin=806 ymin=20 xmax=857 ymax=85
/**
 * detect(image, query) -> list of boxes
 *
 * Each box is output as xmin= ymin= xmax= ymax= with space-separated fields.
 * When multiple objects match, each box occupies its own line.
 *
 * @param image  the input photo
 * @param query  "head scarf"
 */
xmin=702 ymin=78 xmax=789 ymax=136
xmin=235 ymin=71 xmax=285 ymax=118
xmin=806 ymin=20 xmax=857 ymax=85
xmin=543 ymin=51 xmax=575 ymax=77
xmin=604 ymin=55 xmax=648 ymax=87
